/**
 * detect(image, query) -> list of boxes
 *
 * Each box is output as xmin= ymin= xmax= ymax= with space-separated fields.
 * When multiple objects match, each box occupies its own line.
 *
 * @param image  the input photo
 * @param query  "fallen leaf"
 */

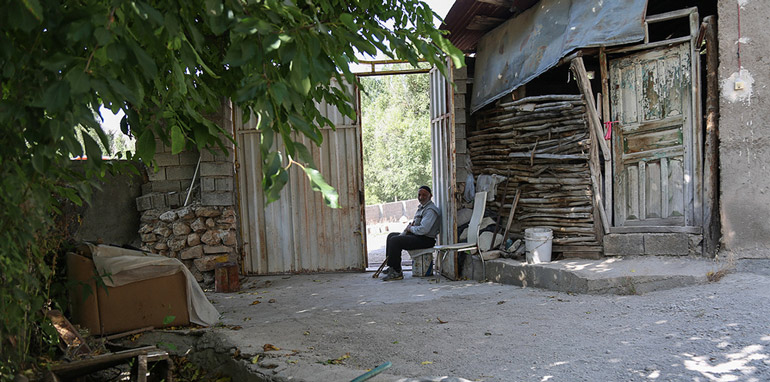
xmin=287 ymin=360 xmax=297 ymax=364
xmin=421 ymin=361 xmax=433 ymax=365
xmin=268 ymin=299 xmax=276 ymax=303
xmin=484 ymin=332 xmax=492 ymax=336
xmin=250 ymin=300 xmax=261 ymax=305
xmin=437 ymin=317 xmax=448 ymax=324
xmin=324 ymin=352 xmax=350 ymax=365
xmin=263 ymin=344 xmax=281 ymax=351
xmin=233 ymin=349 xmax=241 ymax=358
xmin=264 ymin=364 xmax=278 ymax=369
xmin=243 ymin=317 xmax=252 ymax=321
xmin=497 ymin=301 xmax=505 ymax=305
xmin=251 ymin=355 xmax=260 ymax=364
xmin=392 ymin=341 xmax=399 ymax=344
xmin=303 ymin=331 xmax=310 ymax=335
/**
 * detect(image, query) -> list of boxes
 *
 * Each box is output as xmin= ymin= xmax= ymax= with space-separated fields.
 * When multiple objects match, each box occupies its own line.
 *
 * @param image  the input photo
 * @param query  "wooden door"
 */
xmin=609 ymin=43 xmax=694 ymax=227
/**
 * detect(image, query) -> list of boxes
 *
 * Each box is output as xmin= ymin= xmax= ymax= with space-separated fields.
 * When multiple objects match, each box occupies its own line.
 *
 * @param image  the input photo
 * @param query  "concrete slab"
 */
xmin=463 ymin=255 xmax=717 ymax=294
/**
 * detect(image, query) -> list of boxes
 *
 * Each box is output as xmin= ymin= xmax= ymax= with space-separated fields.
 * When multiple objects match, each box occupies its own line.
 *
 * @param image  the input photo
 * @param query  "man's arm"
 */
xmin=409 ymin=208 xmax=438 ymax=236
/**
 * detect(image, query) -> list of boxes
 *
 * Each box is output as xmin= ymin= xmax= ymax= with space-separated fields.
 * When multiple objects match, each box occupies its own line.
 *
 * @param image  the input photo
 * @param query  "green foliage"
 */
xmin=361 ymin=73 xmax=432 ymax=204
xmin=0 ymin=0 xmax=462 ymax=376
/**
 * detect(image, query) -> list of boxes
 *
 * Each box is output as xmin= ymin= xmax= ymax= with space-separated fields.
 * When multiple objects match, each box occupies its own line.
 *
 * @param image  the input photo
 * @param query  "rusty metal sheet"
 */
xmin=235 ymin=83 xmax=367 ymax=274
xmin=470 ymin=0 xmax=648 ymax=114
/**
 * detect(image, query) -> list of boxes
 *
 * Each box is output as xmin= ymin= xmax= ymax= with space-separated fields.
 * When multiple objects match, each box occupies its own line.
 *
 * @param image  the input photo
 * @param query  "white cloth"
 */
xmin=476 ymin=174 xmax=507 ymax=202
xmin=88 ymin=243 xmax=220 ymax=326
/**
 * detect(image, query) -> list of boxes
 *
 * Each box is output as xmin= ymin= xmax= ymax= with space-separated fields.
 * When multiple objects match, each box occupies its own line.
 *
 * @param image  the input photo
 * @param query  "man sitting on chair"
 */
xmin=382 ymin=186 xmax=440 ymax=281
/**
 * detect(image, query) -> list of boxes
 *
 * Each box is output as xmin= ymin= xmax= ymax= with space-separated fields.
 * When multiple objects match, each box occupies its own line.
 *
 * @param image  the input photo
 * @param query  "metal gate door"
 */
xmin=235 ymin=88 xmax=367 ymax=274
xmin=609 ymin=43 xmax=695 ymax=227
xmin=429 ymin=64 xmax=457 ymax=279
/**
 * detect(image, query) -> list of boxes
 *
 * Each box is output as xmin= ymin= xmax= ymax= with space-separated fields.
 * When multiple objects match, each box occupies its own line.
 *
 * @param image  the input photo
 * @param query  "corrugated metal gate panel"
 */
xmin=235 ymin=92 xmax=366 ymax=274
xmin=430 ymin=65 xmax=458 ymax=279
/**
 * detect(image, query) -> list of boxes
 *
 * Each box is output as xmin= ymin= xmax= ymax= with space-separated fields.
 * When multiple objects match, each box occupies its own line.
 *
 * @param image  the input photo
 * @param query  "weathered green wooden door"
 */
xmin=609 ymin=43 xmax=693 ymax=227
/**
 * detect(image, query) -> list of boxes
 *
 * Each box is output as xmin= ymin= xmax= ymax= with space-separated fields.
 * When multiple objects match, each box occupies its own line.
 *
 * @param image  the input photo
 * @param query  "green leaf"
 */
xmin=302 ymin=167 xmax=339 ymax=208
xmin=170 ymin=125 xmax=185 ymax=154
xmin=21 ymin=0 xmax=43 ymax=21
xmin=162 ymin=315 xmax=176 ymax=325
xmin=339 ymin=13 xmax=356 ymax=30
xmin=82 ymin=133 xmax=103 ymax=163
xmin=135 ymin=129 xmax=156 ymax=163
xmin=42 ymin=81 xmax=70 ymax=113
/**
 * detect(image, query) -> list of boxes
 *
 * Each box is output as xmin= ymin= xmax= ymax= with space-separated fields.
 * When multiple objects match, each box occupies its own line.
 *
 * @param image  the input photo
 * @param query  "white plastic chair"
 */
xmin=407 ymin=191 xmax=488 ymax=282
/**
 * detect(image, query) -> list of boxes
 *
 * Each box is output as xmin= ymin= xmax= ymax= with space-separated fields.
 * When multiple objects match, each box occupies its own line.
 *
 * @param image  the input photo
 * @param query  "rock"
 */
xmin=168 ymin=237 xmax=187 ymax=251
xmin=219 ymin=230 xmax=237 ymax=246
xmin=140 ymin=233 xmax=157 ymax=242
xmin=217 ymin=215 xmax=236 ymax=226
xmin=187 ymin=232 xmax=201 ymax=246
xmin=195 ymin=206 xmax=221 ymax=218
xmin=205 ymin=218 xmax=216 ymax=228
xmin=222 ymin=208 xmax=235 ymax=218
xmin=191 ymin=217 xmax=207 ymax=232
xmin=203 ymin=245 xmax=231 ymax=254
xmin=202 ymin=271 xmax=215 ymax=286
xmin=177 ymin=206 xmax=195 ymax=220
xmin=172 ymin=222 xmax=192 ymax=236
xmin=154 ymin=242 xmax=169 ymax=251
xmin=160 ymin=211 xmax=177 ymax=222
xmin=139 ymin=224 xmax=154 ymax=234
xmin=140 ymin=209 xmax=161 ymax=223
xmin=201 ymin=230 xmax=221 ymax=246
xmin=180 ymin=245 xmax=204 ymax=260
xmin=194 ymin=255 xmax=222 ymax=272
xmin=153 ymin=226 xmax=172 ymax=238
xmin=190 ymin=267 xmax=204 ymax=283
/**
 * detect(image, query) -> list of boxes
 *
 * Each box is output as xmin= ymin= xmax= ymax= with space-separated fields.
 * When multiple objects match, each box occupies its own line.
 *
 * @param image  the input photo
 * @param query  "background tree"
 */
xmin=0 ymin=0 xmax=462 ymax=376
xmin=361 ymin=73 xmax=432 ymax=204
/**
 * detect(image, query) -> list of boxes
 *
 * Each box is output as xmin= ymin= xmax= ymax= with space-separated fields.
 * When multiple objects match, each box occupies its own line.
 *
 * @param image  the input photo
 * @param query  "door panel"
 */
xmin=429 ymin=64 xmax=457 ymax=279
xmin=610 ymin=43 xmax=692 ymax=227
xmin=235 ymin=85 xmax=367 ymax=274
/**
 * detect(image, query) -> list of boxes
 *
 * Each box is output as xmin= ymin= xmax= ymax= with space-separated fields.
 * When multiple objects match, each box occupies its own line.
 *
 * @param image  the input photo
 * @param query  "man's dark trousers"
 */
xmin=386 ymin=232 xmax=436 ymax=272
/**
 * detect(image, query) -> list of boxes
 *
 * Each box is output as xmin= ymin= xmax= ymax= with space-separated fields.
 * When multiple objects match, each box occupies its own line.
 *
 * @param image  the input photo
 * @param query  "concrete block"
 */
xmin=216 ymin=177 xmax=233 ymax=192
xmin=147 ymin=168 xmax=166 ymax=182
xmin=455 ymin=124 xmax=466 ymax=139
xmin=454 ymin=80 xmax=467 ymax=94
xmin=179 ymin=151 xmax=199 ymax=166
xmin=141 ymin=183 xmax=153 ymax=195
xmin=155 ymin=138 xmax=169 ymax=153
xmin=455 ymin=110 xmax=466 ymax=124
xmin=166 ymin=165 xmax=196 ymax=181
xmin=165 ymin=193 xmax=182 ymax=208
xmin=454 ymin=94 xmax=465 ymax=108
xmin=202 ymin=192 xmax=234 ymax=206
xmin=453 ymin=65 xmax=468 ymax=79
xmin=152 ymin=180 xmax=182 ymax=193
xmin=155 ymin=153 xmax=180 ymax=167
xmin=200 ymin=149 xmax=215 ymax=162
xmin=456 ymin=140 xmax=467 ymax=154
xmin=603 ymin=234 xmax=644 ymax=256
xmin=136 ymin=194 xmax=154 ymax=212
xmin=644 ymin=233 xmax=689 ymax=256
xmin=200 ymin=162 xmax=233 ymax=177
xmin=150 ymin=193 xmax=167 ymax=209
xmin=202 ymin=177 xmax=216 ymax=192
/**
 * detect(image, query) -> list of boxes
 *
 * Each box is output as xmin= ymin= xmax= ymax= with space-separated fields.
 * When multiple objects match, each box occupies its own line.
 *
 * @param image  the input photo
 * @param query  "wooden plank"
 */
xmin=639 ymin=160 xmax=646 ymax=221
xmin=610 ymin=226 xmax=702 ymax=234
xmin=661 ymin=158 xmax=669 ymax=218
xmin=645 ymin=7 xmax=698 ymax=24
xmin=605 ymin=36 xmax=692 ymax=55
xmin=51 ymin=346 xmax=160 ymax=377
xmin=570 ymin=57 xmax=611 ymax=159
xmin=689 ymin=10 xmax=703 ymax=229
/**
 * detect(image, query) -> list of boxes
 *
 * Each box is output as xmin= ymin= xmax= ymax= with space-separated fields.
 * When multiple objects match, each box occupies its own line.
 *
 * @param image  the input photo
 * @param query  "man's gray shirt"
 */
xmin=411 ymin=200 xmax=440 ymax=239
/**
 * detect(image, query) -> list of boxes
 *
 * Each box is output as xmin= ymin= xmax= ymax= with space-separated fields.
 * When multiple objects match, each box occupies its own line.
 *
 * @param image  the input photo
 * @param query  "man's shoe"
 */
xmin=380 ymin=267 xmax=392 ymax=278
xmin=383 ymin=270 xmax=403 ymax=281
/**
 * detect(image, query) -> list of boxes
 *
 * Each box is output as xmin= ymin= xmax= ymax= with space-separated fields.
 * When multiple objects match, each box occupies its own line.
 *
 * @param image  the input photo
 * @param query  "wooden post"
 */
xmin=702 ymin=15 xmax=720 ymax=256
xmin=599 ymin=47 xmax=613 ymax=226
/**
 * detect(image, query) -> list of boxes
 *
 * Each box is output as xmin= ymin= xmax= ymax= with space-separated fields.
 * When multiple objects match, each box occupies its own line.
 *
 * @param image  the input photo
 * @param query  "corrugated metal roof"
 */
xmin=441 ymin=0 xmax=540 ymax=52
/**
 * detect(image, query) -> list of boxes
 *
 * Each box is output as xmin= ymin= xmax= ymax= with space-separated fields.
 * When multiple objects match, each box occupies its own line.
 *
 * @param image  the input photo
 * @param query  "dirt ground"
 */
xmin=151 ymin=257 xmax=770 ymax=382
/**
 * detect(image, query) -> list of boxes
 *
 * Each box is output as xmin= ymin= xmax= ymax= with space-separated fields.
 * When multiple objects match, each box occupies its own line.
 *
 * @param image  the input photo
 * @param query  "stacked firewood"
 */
xmin=469 ymin=94 xmax=601 ymax=256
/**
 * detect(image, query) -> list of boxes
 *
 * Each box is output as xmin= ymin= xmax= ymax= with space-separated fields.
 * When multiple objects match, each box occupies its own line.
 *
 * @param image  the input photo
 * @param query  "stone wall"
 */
xmin=139 ymin=204 xmax=237 ymax=284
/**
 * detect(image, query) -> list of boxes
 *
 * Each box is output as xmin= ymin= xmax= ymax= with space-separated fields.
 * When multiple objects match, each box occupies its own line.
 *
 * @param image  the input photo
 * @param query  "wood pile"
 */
xmin=469 ymin=94 xmax=602 ymax=258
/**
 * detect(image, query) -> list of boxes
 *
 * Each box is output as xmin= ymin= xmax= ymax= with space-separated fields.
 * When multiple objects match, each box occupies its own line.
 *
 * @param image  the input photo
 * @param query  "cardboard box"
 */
xmin=67 ymin=252 xmax=190 ymax=335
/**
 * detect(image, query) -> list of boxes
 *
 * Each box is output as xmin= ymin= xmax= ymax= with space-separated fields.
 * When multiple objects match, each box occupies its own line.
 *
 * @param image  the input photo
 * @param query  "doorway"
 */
xmin=358 ymin=68 xmax=433 ymax=270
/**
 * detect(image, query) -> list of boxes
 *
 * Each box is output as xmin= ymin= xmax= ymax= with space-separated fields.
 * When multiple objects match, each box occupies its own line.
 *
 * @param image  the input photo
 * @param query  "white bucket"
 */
xmin=525 ymin=227 xmax=553 ymax=264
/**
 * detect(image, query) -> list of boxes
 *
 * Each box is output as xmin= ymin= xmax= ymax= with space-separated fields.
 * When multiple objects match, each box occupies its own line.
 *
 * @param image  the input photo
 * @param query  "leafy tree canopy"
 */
xmin=0 ymin=0 xmax=463 ymax=375
xmin=362 ymin=72 xmax=431 ymax=205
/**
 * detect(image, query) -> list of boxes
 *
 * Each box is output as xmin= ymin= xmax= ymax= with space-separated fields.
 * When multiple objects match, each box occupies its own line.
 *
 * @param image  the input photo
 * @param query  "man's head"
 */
xmin=418 ymin=185 xmax=432 ymax=205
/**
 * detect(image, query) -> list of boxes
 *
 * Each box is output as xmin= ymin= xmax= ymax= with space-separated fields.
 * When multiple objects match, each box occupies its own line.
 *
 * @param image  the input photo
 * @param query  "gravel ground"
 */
xmin=193 ymin=258 xmax=770 ymax=382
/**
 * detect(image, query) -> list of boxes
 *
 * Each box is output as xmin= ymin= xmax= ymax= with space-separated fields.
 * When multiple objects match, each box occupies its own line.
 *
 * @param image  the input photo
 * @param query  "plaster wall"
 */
xmin=718 ymin=0 xmax=770 ymax=257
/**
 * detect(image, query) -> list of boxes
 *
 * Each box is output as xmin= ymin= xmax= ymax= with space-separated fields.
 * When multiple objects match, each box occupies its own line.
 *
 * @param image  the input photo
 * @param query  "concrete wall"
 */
xmin=72 ymin=161 xmax=143 ymax=246
xmin=718 ymin=1 xmax=770 ymax=257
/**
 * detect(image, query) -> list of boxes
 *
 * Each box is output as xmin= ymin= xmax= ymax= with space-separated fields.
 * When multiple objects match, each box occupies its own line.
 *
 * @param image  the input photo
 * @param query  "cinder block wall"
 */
xmin=454 ymin=60 xmax=473 ymax=203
